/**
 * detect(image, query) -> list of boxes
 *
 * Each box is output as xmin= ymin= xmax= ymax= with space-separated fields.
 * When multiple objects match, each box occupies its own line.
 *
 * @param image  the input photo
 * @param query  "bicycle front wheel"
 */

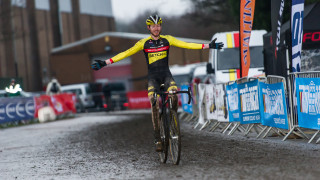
xmin=158 ymin=111 xmax=169 ymax=163
xmin=169 ymin=110 xmax=181 ymax=165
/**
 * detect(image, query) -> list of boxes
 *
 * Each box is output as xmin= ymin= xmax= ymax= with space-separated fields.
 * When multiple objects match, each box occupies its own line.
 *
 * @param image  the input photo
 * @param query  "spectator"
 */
xmin=46 ymin=78 xmax=62 ymax=95
xmin=5 ymin=78 xmax=22 ymax=97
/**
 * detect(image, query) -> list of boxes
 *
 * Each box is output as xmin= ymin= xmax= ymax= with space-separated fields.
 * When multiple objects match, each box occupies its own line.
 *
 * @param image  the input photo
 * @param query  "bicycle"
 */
xmin=153 ymin=85 xmax=191 ymax=165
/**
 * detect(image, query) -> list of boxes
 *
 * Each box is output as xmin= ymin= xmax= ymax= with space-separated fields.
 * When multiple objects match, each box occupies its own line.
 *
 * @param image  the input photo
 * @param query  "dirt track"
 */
xmin=0 ymin=111 xmax=320 ymax=179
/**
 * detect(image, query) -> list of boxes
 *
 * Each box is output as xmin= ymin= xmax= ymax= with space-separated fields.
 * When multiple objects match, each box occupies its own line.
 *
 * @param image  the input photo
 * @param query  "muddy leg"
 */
xmin=148 ymin=94 xmax=160 ymax=141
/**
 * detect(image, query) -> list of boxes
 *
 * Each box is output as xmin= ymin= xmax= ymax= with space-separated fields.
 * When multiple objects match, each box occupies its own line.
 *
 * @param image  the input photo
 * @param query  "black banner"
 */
xmin=266 ymin=0 xmax=287 ymax=77
xmin=271 ymin=0 xmax=285 ymax=60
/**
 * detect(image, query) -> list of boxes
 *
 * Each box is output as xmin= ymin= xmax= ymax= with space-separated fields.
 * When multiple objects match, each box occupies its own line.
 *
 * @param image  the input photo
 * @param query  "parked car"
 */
xmin=102 ymin=82 xmax=128 ymax=111
xmin=0 ymin=90 xmax=7 ymax=97
xmin=61 ymin=83 xmax=95 ymax=112
xmin=88 ymin=83 xmax=105 ymax=111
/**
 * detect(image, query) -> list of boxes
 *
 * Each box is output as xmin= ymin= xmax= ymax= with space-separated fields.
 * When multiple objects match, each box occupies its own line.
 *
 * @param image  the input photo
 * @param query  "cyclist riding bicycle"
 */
xmin=92 ymin=15 xmax=223 ymax=152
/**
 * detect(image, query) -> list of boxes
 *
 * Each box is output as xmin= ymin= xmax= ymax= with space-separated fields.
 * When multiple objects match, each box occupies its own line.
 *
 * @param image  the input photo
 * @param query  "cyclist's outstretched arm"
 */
xmin=106 ymin=39 xmax=144 ymax=64
xmin=165 ymin=35 xmax=223 ymax=50
xmin=92 ymin=39 xmax=144 ymax=70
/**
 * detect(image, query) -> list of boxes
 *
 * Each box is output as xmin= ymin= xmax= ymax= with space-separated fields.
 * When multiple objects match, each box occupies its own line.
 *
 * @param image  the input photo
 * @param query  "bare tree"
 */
xmin=116 ymin=1 xmax=237 ymax=40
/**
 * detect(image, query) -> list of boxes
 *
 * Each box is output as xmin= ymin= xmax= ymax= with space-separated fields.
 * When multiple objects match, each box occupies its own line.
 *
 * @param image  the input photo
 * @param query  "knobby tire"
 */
xmin=158 ymin=110 xmax=169 ymax=163
xmin=169 ymin=109 xmax=181 ymax=165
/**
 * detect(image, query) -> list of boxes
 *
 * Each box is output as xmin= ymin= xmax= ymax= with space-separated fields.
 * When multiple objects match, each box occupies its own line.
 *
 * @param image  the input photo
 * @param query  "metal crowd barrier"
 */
xmin=256 ymin=75 xmax=288 ymax=139
xmin=286 ymin=71 xmax=320 ymax=142
xmin=205 ymin=82 xmax=234 ymax=133
xmin=243 ymin=77 xmax=266 ymax=136
xmin=180 ymin=71 xmax=320 ymax=144
xmin=222 ymin=77 xmax=262 ymax=136
xmin=220 ymin=78 xmax=247 ymax=135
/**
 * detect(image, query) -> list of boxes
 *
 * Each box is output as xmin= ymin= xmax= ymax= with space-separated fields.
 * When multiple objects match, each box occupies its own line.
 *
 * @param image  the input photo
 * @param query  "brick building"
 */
xmin=50 ymin=32 xmax=210 ymax=91
xmin=0 ymin=0 xmax=115 ymax=91
xmin=0 ymin=0 xmax=209 ymax=92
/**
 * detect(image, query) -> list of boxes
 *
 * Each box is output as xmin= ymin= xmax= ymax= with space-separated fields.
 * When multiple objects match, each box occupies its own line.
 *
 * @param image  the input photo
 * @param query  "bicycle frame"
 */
xmin=153 ymin=87 xmax=192 ymax=109
xmin=153 ymin=87 xmax=191 ymax=164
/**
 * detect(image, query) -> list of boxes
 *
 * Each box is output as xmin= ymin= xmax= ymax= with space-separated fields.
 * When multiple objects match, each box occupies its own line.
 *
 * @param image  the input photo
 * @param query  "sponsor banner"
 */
xmin=291 ymin=0 xmax=305 ymax=72
xmin=215 ymin=84 xmax=229 ymax=122
xmin=198 ymin=84 xmax=206 ymax=125
xmin=127 ymin=91 xmax=151 ymax=109
xmin=240 ymin=0 xmax=256 ymax=77
xmin=0 ymin=97 xmax=35 ymax=124
xmin=54 ymin=93 xmax=76 ymax=114
xmin=238 ymin=79 xmax=261 ymax=124
xmin=205 ymin=84 xmax=216 ymax=120
xmin=259 ymin=82 xmax=289 ymax=129
xmin=302 ymin=30 xmax=320 ymax=50
xmin=296 ymin=78 xmax=320 ymax=130
xmin=226 ymin=83 xmax=241 ymax=122
xmin=34 ymin=93 xmax=76 ymax=117
xmin=181 ymin=85 xmax=193 ymax=114
xmin=191 ymin=83 xmax=198 ymax=105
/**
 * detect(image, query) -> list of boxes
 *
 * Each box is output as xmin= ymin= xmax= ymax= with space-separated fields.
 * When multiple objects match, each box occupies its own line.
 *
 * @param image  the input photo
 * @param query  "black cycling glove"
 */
xmin=91 ymin=60 xmax=107 ymax=71
xmin=209 ymin=38 xmax=224 ymax=49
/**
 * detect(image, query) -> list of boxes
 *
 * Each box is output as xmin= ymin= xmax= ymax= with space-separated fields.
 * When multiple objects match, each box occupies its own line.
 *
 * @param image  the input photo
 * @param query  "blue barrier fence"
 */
xmin=238 ymin=79 xmax=261 ymax=124
xmin=226 ymin=82 xmax=241 ymax=122
xmin=0 ymin=97 xmax=35 ymax=124
xmin=259 ymin=82 xmax=289 ymax=130
xmin=181 ymin=85 xmax=193 ymax=114
xmin=179 ymin=72 xmax=320 ymax=143
xmin=296 ymin=78 xmax=320 ymax=130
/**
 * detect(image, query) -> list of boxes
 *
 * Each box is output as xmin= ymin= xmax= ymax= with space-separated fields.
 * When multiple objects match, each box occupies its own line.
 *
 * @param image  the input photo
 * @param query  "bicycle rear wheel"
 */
xmin=169 ymin=110 xmax=181 ymax=165
xmin=158 ymin=111 xmax=169 ymax=163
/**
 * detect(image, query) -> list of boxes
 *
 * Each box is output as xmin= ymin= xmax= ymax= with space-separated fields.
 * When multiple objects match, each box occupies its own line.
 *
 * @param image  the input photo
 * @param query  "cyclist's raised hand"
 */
xmin=209 ymin=38 xmax=224 ymax=49
xmin=91 ymin=60 xmax=107 ymax=71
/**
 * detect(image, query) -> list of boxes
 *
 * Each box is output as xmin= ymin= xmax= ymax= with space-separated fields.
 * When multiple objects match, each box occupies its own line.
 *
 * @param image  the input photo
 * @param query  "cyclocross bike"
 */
xmin=153 ymin=85 xmax=191 ymax=165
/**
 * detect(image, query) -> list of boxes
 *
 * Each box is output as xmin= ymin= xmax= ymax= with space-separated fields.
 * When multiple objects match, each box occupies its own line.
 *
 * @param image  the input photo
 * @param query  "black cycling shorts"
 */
xmin=147 ymin=71 xmax=177 ymax=96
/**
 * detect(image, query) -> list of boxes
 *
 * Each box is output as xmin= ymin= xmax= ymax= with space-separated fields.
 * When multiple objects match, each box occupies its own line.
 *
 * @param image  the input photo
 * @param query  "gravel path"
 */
xmin=0 ymin=111 xmax=319 ymax=179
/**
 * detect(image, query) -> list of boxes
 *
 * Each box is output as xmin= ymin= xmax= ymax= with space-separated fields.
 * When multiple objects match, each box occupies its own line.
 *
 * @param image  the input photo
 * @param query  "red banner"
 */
xmin=240 ymin=0 xmax=256 ymax=77
xmin=127 ymin=90 xmax=151 ymax=109
xmin=34 ymin=93 xmax=76 ymax=118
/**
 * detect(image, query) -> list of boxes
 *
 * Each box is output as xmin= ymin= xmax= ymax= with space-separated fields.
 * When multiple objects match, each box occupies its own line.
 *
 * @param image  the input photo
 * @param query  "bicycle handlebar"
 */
xmin=176 ymin=87 xmax=192 ymax=104
xmin=152 ymin=87 xmax=192 ymax=106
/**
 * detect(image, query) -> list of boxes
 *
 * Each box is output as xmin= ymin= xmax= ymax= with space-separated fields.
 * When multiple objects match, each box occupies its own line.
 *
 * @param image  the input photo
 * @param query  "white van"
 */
xmin=61 ymin=83 xmax=95 ymax=109
xmin=170 ymin=62 xmax=206 ymax=86
xmin=207 ymin=30 xmax=267 ymax=83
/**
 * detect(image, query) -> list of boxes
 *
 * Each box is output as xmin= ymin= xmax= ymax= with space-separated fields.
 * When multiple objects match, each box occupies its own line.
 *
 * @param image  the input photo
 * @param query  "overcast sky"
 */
xmin=111 ymin=0 xmax=192 ymax=23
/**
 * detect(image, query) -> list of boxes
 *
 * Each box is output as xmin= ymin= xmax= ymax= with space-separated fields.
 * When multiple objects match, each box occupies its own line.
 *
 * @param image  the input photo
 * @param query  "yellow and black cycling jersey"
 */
xmin=110 ymin=35 xmax=204 ymax=73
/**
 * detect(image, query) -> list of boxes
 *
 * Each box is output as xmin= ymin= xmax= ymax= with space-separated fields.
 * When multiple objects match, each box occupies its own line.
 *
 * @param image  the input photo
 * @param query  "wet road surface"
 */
xmin=0 ymin=111 xmax=320 ymax=179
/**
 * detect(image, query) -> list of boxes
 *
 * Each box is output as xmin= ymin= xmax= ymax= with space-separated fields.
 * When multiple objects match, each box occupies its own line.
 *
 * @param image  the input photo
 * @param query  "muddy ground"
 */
xmin=0 ymin=111 xmax=319 ymax=179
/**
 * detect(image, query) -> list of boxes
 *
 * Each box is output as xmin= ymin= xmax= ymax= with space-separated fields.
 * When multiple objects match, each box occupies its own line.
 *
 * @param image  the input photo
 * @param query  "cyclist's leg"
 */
xmin=164 ymin=76 xmax=178 ymax=112
xmin=147 ymin=79 xmax=162 ymax=151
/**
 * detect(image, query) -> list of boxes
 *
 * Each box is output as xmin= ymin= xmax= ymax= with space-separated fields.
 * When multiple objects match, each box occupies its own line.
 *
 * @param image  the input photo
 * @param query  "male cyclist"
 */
xmin=92 ymin=15 xmax=223 ymax=152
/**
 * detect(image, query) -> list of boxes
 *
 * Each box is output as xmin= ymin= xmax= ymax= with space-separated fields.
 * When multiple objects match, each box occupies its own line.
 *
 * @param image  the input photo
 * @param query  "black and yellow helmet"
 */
xmin=146 ymin=15 xmax=162 ymax=26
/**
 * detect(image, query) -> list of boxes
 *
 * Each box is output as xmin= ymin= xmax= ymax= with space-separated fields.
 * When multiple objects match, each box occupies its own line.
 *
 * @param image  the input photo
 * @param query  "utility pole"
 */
xmin=26 ymin=0 xmax=42 ymax=91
